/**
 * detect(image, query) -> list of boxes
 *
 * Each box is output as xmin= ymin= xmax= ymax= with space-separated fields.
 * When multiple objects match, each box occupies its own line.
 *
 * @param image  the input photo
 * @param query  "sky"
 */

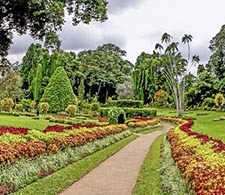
xmin=7 ymin=0 xmax=225 ymax=68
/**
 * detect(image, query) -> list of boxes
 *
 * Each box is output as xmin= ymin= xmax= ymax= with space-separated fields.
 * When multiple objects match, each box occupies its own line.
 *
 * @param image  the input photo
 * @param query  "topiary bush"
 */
xmin=15 ymin=104 xmax=23 ymax=112
xmin=100 ymin=107 xmax=157 ymax=118
xmin=154 ymin=89 xmax=168 ymax=107
xmin=20 ymin=99 xmax=32 ymax=111
xmin=215 ymin=93 xmax=225 ymax=111
xmin=39 ymin=102 xmax=49 ymax=115
xmin=40 ymin=67 xmax=77 ymax=112
xmin=108 ymin=108 xmax=126 ymax=124
xmin=65 ymin=105 xmax=77 ymax=117
xmin=1 ymin=98 xmax=14 ymax=112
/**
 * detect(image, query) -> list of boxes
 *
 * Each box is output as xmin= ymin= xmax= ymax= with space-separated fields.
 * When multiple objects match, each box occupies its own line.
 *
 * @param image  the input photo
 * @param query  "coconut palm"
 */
xmin=182 ymin=34 xmax=193 ymax=61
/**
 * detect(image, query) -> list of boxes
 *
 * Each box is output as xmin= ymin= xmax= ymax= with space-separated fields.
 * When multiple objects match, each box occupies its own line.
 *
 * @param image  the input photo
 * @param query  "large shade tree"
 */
xmin=77 ymin=43 xmax=133 ymax=102
xmin=0 ymin=0 xmax=108 ymax=56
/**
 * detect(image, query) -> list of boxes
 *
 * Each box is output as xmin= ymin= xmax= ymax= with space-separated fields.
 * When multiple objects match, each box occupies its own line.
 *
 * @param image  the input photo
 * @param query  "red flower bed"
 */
xmin=0 ymin=127 xmax=29 ymax=136
xmin=43 ymin=123 xmax=108 ymax=133
xmin=167 ymin=118 xmax=225 ymax=195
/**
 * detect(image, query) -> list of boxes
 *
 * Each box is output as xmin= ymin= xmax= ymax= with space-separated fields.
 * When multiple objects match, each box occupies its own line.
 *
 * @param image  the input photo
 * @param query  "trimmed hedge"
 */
xmin=100 ymin=107 xmax=157 ymax=118
xmin=104 ymin=99 xmax=144 ymax=108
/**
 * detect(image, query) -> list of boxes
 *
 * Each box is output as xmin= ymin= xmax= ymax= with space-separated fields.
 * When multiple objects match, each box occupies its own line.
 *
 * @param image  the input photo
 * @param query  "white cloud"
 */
xmin=7 ymin=0 xmax=225 ymax=66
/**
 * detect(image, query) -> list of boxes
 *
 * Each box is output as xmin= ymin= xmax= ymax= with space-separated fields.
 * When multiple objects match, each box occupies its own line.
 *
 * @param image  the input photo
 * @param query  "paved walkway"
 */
xmin=59 ymin=123 xmax=173 ymax=195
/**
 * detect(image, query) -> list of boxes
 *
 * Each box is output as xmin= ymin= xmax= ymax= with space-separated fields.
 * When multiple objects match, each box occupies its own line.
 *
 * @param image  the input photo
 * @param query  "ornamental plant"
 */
xmin=1 ymin=98 xmax=14 ymax=112
xmin=108 ymin=108 xmax=126 ymax=124
xmin=215 ymin=93 xmax=225 ymax=111
xmin=65 ymin=105 xmax=77 ymax=117
xmin=15 ymin=104 xmax=23 ymax=112
xmin=40 ymin=67 xmax=77 ymax=112
xmin=39 ymin=102 xmax=49 ymax=115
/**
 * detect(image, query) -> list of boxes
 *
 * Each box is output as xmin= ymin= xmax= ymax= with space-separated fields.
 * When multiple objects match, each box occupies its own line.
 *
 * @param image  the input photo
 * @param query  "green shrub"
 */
xmin=104 ymin=99 xmax=143 ymax=108
xmin=154 ymin=90 xmax=168 ymax=107
xmin=65 ymin=105 xmax=77 ymax=117
xmin=108 ymin=108 xmax=126 ymax=124
xmin=91 ymin=102 xmax=100 ymax=112
xmin=100 ymin=107 xmax=157 ymax=118
xmin=40 ymin=67 xmax=77 ymax=113
xmin=20 ymin=99 xmax=32 ymax=111
xmin=15 ymin=104 xmax=23 ymax=112
xmin=215 ymin=93 xmax=225 ymax=111
xmin=1 ymin=98 xmax=14 ymax=112
xmin=30 ymin=101 xmax=36 ymax=110
xmin=39 ymin=102 xmax=49 ymax=115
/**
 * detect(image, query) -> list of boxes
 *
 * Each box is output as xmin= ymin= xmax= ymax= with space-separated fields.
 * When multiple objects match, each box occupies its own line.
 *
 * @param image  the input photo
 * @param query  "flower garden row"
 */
xmin=0 ymin=116 xmax=160 ymax=194
xmin=0 ymin=117 xmax=160 ymax=165
xmin=161 ymin=116 xmax=225 ymax=195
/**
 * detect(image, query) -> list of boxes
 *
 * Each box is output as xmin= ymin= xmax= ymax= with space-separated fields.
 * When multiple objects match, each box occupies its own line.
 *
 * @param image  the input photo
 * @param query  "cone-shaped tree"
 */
xmin=40 ymin=66 xmax=76 ymax=112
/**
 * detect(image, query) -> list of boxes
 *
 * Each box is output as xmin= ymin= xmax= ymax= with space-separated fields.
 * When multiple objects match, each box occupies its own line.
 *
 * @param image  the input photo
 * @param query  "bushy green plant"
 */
xmin=154 ymin=89 xmax=168 ymax=107
xmin=1 ymin=98 xmax=14 ymax=112
xmin=15 ymin=104 xmax=23 ymax=112
xmin=40 ymin=67 xmax=77 ymax=113
xmin=108 ymin=108 xmax=126 ymax=124
xmin=39 ymin=102 xmax=49 ymax=115
xmin=100 ymin=107 xmax=157 ymax=118
xmin=20 ymin=99 xmax=32 ymax=111
xmin=30 ymin=101 xmax=36 ymax=110
xmin=91 ymin=102 xmax=100 ymax=112
xmin=65 ymin=105 xmax=77 ymax=117
xmin=215 ymin=93 xmax=225 ymax=111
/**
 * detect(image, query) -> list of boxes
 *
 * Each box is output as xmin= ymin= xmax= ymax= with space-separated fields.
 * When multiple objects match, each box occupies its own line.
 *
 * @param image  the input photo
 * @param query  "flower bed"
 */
xmin=0 ymin=127 xmax=29 ymax=136
xmin=126 ymin=116 xmax=160 ymax=129
xmin=0 ymin=124 xmax=128 ymax=165
xmin=166 ymin=117 xmax=225 ymax=195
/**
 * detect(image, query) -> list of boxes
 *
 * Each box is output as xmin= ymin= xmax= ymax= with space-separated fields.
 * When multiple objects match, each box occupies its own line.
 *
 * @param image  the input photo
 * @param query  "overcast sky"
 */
xmin=8 ymin=0 xmax=225 ymax=67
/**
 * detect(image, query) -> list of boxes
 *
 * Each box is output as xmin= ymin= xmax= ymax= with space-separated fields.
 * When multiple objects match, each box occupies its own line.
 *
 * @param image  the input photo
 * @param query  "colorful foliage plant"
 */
xmin=165 ymin=117 xmax=225 ymax=195
xmin=0 ymin=127 xmax=29 ymax=135
xmin=126 ymin=116 xmax=159 ymax=128
xmin=43 ymin=123 xmax=108 ymax=133
xmin=0 ymin=124 xmax=127 ymax=165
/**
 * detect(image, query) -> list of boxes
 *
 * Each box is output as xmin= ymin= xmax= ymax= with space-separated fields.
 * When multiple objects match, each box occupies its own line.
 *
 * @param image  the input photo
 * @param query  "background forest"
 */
xmin=1 ymin=25 xmax=225 ymax=113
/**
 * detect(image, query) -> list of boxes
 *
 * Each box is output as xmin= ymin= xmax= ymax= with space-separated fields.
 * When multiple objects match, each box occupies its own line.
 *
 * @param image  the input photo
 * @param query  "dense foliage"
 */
xmin=40 ymin=67 xmax=77 ymax=112
xmin=0 ymin=0 xmax=108 ymax=56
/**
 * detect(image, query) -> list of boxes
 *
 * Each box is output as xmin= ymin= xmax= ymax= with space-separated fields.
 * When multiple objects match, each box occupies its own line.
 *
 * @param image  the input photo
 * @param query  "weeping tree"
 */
xmin=133 ymin=52 xmax=167 ymax=104
xmin=154 ymin=33 xmax=200 ymax=116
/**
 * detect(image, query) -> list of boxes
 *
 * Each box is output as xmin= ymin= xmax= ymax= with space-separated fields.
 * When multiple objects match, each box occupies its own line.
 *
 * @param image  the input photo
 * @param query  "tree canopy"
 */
xmin=0 ymin=0 xmax=108 ymax=56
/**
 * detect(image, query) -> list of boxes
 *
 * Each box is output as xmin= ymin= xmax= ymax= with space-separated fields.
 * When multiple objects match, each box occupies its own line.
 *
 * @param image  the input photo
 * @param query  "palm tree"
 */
xmin=182 ymin=34 xmax=193 ymax=61
xmin=161 ymin=33 xmax=172 ymax=44
xmin=154 ymin=43 xmax=163 ymax=53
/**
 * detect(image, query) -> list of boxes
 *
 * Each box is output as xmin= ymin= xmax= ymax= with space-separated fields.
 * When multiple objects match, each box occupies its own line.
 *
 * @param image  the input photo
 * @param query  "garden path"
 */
xmin=59 ymin=123 xmax=173 ymax=195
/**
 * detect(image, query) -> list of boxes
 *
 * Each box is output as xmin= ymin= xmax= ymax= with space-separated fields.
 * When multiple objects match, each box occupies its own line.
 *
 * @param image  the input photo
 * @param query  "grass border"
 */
xmin=133 ymin=133 xmax=165 ymax=195
xmin=12 ymin=135 xmax=137 ymax=195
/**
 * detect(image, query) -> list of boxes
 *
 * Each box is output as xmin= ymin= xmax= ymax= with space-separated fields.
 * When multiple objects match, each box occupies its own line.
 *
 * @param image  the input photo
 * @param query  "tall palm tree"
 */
xmin=182 ymin=34 xmax=193 ymax=61
xmin=154 ymin=43 xmax=163 ymax=53
xmin=161 ymin=33 xmax=172 ymax=44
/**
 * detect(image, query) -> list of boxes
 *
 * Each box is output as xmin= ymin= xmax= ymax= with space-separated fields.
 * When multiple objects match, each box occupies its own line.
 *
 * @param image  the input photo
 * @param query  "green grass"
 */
xmin=12 ymin=135 xmax=137 ymax=195
xmin=156 ymin=108 xmax=225 ymax=142
xmin=133 ymin=134 xmax=165 ymax=195
xmin=0 ymin=114 xmax=61 ymax=130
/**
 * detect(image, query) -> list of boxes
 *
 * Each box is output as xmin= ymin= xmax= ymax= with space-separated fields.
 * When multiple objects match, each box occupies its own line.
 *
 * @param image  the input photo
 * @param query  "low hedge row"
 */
xmin=100 ymin=107 xmax=157 ymax=118
xmin=103 ymin=99 xmax=144 ymax=108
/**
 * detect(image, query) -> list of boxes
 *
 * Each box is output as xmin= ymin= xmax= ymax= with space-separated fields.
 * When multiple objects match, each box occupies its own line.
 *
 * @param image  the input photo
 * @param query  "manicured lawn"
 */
xmin=0 ymin=114 xmax=60 ymax=130
xmin=156 ymin=108 xmax=225 ymax=142
xmin=12 ymin=135 xmax=137 ymax=195
xmin=133 ymin=134 xmax=165 ymax=195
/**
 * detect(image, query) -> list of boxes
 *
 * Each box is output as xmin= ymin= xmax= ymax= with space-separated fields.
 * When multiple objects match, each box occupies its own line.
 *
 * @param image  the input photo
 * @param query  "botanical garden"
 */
xmin=1 ymin=1 xmax=225 ymax=195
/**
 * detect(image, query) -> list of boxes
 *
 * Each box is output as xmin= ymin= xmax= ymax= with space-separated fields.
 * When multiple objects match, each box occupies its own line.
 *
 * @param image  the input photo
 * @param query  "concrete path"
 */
xmin=59 ymin=123 xmax=173 ymax=195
